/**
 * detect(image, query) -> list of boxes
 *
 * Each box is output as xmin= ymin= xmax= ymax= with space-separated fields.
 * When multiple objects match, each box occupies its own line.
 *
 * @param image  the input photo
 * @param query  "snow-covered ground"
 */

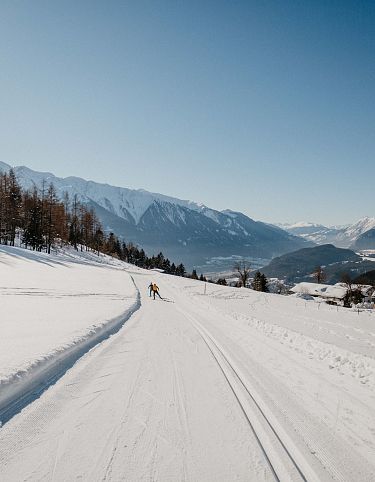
xmin=1 ymin=246 xmax=375 ymax=480
xmin=0 ymin=245 xmax=139 ymax=419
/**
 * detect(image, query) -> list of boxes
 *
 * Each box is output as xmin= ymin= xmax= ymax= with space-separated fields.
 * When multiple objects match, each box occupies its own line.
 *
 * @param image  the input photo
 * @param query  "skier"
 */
xmin=148 ymin=282 xmax=153 ymax=297
xmin=151 ymin=282 xmax=162 ymax=300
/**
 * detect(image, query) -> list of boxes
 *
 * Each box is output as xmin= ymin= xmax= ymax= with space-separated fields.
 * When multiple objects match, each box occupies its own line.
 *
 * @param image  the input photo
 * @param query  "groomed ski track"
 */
xmin=0 ymin=270 xmax=374 ymax=481
xmin=0 ymin=277 xmax=140 ymax=426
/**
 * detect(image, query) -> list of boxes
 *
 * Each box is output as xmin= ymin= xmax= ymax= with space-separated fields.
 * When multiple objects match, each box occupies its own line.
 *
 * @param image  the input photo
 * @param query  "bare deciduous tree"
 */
xmin=234 ymin=260 xmax=251 ymax=287
xmin=341 ymin=272 xmax=353 ymax=291
xmin=341 ymin=272 xmax=354 ymax=307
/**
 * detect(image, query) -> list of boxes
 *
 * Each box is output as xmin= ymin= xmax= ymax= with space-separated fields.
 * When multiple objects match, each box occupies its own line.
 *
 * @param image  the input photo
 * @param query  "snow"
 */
xmin=343 ymin=216 xmax=375 ymax=239
xmin=159 ymin=201 xmax=187 ymax=225
xmin=278 ymin=218 xmax=375 ymax=248
xmin=291 ymin=282 xmax=375 ymax=302
xmin=0 ymin=245 xmax=138 ymax=412
xmin=201 ymin=207 xmax=222 ymax=223
xmin=2 ymin=162 xmax=208 ymax=225
xmin=291 ymin=282 xmax=347 ymax=299
xmin=1 ymin=162 xmax=266 ymax=236
xmin=1 ymin=246 xmax=375 ymax=480
xmin=284 ymin=221 xmax=324 ymax=229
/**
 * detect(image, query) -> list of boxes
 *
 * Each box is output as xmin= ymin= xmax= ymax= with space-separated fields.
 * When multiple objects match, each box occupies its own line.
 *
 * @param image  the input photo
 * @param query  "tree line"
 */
xmin=186 ymin=262 xmax=270 ymax=291
xmin=0 ymin=169 xmax=186 ymax=275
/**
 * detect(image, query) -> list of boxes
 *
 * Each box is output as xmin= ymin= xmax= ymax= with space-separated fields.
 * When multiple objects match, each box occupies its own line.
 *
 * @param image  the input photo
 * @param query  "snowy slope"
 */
xmin=352 ymin=228 xmax=375 ymax=250
xmin=0 ymin=248 xmax=375 ymax=480
xmin=344 ymin=217 xmax=375 ymax=239
xmin=278 ymin=221 xmax=327 ymax=231
xmin=0 ymin=245 xmax=139 ymax=417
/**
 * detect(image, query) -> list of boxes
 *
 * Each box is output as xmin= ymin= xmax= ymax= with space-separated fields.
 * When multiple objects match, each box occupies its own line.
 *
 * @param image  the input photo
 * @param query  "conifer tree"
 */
xmin=162 ymin=257 xmax=171 ymax=273
xmin=217 ymin=278 xmax=227 ymax=285
xmin=251 ymin=271 xmax=269 ymax=292
xmin=7 ymin=169 xmax=22 ymax=246
xmin=260 ymin=273 xmax=269 ymax=292
xmin=176 ymin=263 xmax=186 ymax=277
xmin=22 ymin=187 xmax=44 ymax=250
xmin=45 ymin=184 xmax=59 ymax=254
xmin=251 ymin=271 xmax=261 ymax=291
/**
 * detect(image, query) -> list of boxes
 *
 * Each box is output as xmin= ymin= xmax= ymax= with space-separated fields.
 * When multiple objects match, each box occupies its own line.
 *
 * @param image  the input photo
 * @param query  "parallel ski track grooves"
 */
xmin=178 ymin=308 xmax=309 ymax=482
xmin=201 ymin=333 xmax=281 ymax=482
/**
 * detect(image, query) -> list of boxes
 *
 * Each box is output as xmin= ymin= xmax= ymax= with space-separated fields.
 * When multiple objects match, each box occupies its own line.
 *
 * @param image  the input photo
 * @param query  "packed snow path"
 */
xmin=1 ymin=270 xmax=375 ymax=480
xmin=0 ymin=246 xmax=139 ymax=423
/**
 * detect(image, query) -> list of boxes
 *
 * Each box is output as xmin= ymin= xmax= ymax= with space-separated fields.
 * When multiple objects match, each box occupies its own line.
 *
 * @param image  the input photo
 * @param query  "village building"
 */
xmin=290 ymin=282 xmax=375 ymax=306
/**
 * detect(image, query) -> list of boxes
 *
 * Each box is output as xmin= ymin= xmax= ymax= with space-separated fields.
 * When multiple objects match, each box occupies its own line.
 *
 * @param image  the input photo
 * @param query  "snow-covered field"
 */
xmin=0 ymin=245 xmax=139 ymax=419
xmin=1 ymin=246 xmax=375 ymax=481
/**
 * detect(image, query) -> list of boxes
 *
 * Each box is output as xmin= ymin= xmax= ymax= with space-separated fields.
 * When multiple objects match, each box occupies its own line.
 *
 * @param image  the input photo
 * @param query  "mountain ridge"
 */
xmin=279 ymin=217 xmax=375 ymax=248
xmin=0 ymin=161 xmax=310 ymax=269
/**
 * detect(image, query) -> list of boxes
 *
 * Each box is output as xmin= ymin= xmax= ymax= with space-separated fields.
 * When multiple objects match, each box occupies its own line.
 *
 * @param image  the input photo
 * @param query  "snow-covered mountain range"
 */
xmin=0 ymin=161 xmax=309 ymax=269
xmin=278 ymin=218 xmax=375 ymax=249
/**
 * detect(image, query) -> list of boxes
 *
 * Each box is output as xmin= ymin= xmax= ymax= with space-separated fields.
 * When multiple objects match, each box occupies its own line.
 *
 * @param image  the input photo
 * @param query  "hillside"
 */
xmin=351 ymin=228 xmax=375 ymax=250
xmin=260 ymin=244 xmax=374 ymax=283
xmin=354 ymin=270 xmax=375 ymax=286
xmin=1 ymin=245 xmax=375 ymax=480
xmin=0 ymin=161 xmax=309 ymax=269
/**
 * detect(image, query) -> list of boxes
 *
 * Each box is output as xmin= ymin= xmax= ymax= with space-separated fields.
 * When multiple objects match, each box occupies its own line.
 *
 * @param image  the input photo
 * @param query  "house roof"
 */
xmin=291 ymin=282 xmax=346 ymax=299
xmin=291 ymin=282 xmax=374 ymax=300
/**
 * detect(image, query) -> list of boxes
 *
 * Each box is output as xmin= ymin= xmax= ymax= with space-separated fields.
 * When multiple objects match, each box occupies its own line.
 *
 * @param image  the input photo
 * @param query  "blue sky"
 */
xmin=0 ymin=1 xmax=374 ymax=225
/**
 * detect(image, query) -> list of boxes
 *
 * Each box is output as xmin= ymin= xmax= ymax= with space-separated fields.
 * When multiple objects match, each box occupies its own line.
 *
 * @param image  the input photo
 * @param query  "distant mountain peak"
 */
xmin=0 ymin=160 xmax=11 ymax=171
xmin=280 ymin=216 xmax=375 ymax=250
xmin=288 ymin=221 xmax=324 ymax=229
